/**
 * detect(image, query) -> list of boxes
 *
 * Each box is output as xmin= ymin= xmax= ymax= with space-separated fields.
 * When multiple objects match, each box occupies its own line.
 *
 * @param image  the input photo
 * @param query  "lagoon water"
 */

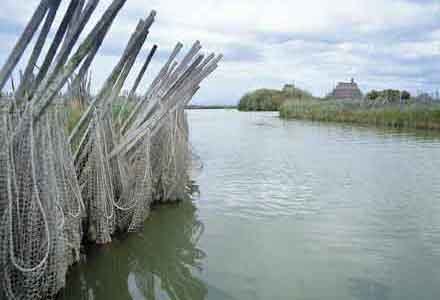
xmin=61 ymin=110 xmax=440 ymax=300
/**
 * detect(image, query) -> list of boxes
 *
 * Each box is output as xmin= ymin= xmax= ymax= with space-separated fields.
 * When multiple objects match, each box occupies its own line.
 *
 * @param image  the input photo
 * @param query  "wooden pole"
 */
xmin=69 ymin=11 xmax=156 ymax=146
xmin=72 ymin=16 xmax=154 ymax=162
xmin=0 ymin=0 xmax=49 ymax=91
xmin=16 ymin=0 xmax=62 ymax=99
xmin=101 ymin=13 xmax=156 ymax=118
xmin=120 ymin=43 xmax=183 ymax=134
xmin=129 ymin=44 xmax=158 ymax=98
xmin=41 ymin=0 xmax=99 ymax=90
xmin=66 ymin=0 xmax=86 ymax=41
xmin=32 ymin=0 xmax=128 ymax=120
xmin=114 ymin=44 xmax=157 ymax=126
xmin=111 ymin=54 xmax=211 ymax=157
xmin=30 ymin=0 xmax=79 ymax=97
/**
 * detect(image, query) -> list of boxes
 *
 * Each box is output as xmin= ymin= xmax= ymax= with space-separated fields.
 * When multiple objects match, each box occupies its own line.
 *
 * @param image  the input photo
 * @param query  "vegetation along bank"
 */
xmin=238 ymin=81 xmax=440 ymax=131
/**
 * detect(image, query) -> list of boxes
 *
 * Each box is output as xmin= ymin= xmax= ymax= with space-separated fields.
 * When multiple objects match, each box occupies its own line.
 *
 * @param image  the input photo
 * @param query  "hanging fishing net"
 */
xmin=0 ymin=0 xmax=221 ymax=298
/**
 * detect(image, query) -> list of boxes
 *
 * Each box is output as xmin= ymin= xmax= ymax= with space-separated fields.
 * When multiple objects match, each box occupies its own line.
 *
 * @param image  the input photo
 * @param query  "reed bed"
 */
xmin=280 ymin=98 xmax=440 ymax=130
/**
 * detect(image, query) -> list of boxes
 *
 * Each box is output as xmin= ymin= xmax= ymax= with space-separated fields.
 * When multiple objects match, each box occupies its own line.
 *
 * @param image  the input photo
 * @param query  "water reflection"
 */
xmin=348 ymin=277 xmax=391 ymax=300
xmin=60 ymin=200 xmax=207 ymax=300
xmin=62 ymin=111 xmax=440 ymax=300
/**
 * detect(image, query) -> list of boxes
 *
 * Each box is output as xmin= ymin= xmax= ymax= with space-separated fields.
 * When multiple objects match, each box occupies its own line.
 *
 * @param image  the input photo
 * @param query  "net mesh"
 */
xmin=0 ymin=106 xmax=83 ymax=299
xmin=0 ymin=0 xmax=221 ymax=298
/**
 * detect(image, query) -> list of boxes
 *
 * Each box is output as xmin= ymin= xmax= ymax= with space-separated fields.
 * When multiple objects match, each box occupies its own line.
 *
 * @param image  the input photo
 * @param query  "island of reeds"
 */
xmin=239 ymin=80 xmax=440 ymax=130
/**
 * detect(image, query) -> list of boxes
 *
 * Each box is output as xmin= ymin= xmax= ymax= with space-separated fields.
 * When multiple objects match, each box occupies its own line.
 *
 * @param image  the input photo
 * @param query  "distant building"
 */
xmin=329 ymin=78 xmax=362 ymax=100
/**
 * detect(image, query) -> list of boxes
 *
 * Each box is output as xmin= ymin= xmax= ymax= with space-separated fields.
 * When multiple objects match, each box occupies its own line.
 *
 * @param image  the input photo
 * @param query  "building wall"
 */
xmin=331 ymin=82 xmax=362 ymax=100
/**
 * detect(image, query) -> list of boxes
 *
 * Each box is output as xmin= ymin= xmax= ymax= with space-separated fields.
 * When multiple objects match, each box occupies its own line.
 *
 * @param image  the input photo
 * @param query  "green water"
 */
xmin=61 ymin=110 xmax=440 ymax=300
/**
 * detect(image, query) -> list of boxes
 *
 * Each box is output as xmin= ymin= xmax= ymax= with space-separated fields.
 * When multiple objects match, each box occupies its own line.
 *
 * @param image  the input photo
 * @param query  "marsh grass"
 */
xmin=66 ymin=104 xmax=84 ymax=134
xmin=280 ymin=98 xmax=440 ymax=130
xmin=64 ymin=98 xmax=136 ymax=135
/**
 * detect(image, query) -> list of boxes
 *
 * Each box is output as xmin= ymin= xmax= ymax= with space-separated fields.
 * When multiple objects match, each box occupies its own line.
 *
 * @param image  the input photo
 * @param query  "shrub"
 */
xmin=238 ymin=86 xmax=313 ymax=111
xmin=401 ymin=90 xmax=411 ymax=101
xmin=366 ymin=90 xmax=380 ymax=101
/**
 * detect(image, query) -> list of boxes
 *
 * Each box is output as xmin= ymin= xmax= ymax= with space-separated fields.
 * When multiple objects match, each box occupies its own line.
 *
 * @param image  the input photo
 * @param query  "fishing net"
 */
xmin=0 ymin=1 xmax=221 ymax=298
xmin=121 ymin=134 xmax=154 ymax=232
xmin=74 ymin=113 xmax=115 ymax=244
xmin=150 ymin=109 xmax=191 ymax=203
xmin=0 ymin=104 xmax=84 ymax=299
xmin=0 ymin=106 xmax=9 ymax=219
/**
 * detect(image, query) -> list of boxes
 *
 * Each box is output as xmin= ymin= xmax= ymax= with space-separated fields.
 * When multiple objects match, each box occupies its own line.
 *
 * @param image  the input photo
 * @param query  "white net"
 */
xmin=0 ymin=106 xmax=83 ymax=299
xmin=0 ymin=0 xmax=221 ymax=299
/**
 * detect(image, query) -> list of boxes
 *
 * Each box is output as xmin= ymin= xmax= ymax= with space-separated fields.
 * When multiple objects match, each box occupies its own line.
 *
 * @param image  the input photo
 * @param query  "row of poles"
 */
xmin=0 ymin=0 xmax=221 ymax=299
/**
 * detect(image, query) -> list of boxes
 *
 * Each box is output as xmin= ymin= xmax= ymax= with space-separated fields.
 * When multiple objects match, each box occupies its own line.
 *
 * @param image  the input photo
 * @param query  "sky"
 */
xmin=1 ymin=0 xmax=440 ymax=105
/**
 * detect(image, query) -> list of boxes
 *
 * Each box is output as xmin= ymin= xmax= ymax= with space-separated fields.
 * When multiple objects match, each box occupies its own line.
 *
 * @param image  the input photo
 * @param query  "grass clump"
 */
xmin=65 ymin=102 xmax=85 ymax=134
xmin=64 ymin=98 xmax=136 ymax=135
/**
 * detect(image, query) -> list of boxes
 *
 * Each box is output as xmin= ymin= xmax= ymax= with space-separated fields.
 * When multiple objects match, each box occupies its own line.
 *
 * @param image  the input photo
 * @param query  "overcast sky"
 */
xmin=1 ymin=0 xmax=440 ymax=104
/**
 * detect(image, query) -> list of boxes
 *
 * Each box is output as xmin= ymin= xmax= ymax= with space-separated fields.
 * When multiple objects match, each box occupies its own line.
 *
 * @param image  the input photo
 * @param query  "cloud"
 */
xmin=0 ymin=0 xmax=439 ymax=104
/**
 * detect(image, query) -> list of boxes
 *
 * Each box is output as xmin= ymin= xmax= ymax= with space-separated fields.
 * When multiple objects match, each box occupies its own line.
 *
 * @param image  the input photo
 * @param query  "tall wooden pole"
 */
xmin=129 ymin=45 xmax=158 ymax=98
xmin=32 ymin=0 xmax=128 ymax=120
xmin=16 ymin=0 xmax=62 ymax=99
xmin=0 ymin=0 xmax=49 ymax=91
xmin=30 ymin=0 xmax=80 ymax=97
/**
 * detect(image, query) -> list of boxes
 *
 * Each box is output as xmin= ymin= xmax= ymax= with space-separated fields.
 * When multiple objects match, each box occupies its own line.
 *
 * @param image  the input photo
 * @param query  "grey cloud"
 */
xmin=222 ymin=44 xmax=263 ymax=62
xmin=1 ymin=0 xmax=440 ymax=103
